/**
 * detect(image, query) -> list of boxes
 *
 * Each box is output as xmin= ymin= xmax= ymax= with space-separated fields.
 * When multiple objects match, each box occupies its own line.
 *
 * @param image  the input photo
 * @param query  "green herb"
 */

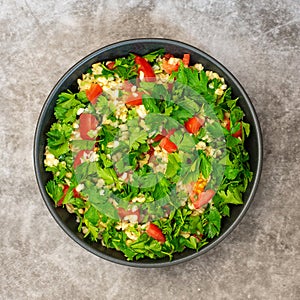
xmin=46 ymin=123 xmax=72 ymax=157
xmin=142 ymin=49 xmax=165 ymax=62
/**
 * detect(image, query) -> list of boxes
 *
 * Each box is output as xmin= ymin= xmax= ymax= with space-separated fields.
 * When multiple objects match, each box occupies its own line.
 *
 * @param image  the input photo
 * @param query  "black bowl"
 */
xmin=34 ymin=38 xmax=263 ymax=267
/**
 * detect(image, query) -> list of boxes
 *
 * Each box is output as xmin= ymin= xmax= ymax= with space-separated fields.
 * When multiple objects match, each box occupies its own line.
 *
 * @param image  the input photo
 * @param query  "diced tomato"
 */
xmin=153 ymin=128 xmax=176 ymax=142
xmin=106 ymin=61 xmax=115 ymax=70
xmin=153 ymin=134 xmax=165 ymax=142
xmin=125 ymin=91 xmax=144 ymax=106
xmin=184 ymin=117 xmax=204 ymax=134
xmin=192 ymin=189 xmax=215 ymax=209
xmin=73 ymin=150 xmax=92 ymax=169
xmin=72 ymin=188 xmax=81 ymax=198
xmin=163 ymin=53 xmax=174 ymax=60
xmin=134 ymin=55 xmax=156 ymax=82
xmin=118 ymin=207 xmax=141 ymax=223
xmin=146 ymin=223 xmax=166 ymax=243
xmin=154 ymin=128 xmax=177 ymax=152
xmin=161 ymin=128 xmax=168 ymax=136
xmin=232 ymin=122 xmax=243 ymax=138
xmin=162 ymin=59 xmax=179 ymax=74
xmin=85 ymin=83 xmax=103 ymax=105
xmin=57 ymin=185 xmax=69 ymax=207
xmin=79 ymin=113 xmax=98 ymax=140
xmin=57 ymin=186 xmax=82 ymax=206
xmin=223 ymin=115 xmax=231 ymax=131
xmin=123 ymin=80 xmax=134 ymax=92
xmin=182 ymin=53 xmax=190 ymax=67
xmin=160 ymin=137 xmax=177 ymax=153
xmin=223 ymin=114 xmax=242 ymax=138
xmin=147 ymin=145 xmax=155 ymax=156
xmin=192 ymin=233 xmax=203 ymax=242
xmin=166 ymin=128 xmax=176 ymax=138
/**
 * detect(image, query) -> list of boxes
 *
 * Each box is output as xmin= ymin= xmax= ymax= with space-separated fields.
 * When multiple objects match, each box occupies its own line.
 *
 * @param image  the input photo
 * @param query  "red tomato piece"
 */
xmin=106 ymin=61 xmax=115 ymax=70
xmin=146 ymin=223 xmax=166 ymax=243
xmin=182 ymin=53 xmax=190 ymax=67
xmin=57 ymin=186 xmax=82 ymax=206
xmin=153 ymin=128 xmax=176 ymax=142
xmin=72 ymin=188 xmax=81 ymax=198
xmin=223 ymin=115 xmax=231 ymax=131
xmin=79 ymin=113 xmax=98 ymax=140
xmin=223 ymin=114 xmax=242 ymax=138
xmin=163 ymin=53 xmax=174 ymax=60
xmin=73 ymin=150 xmax=91 ymax=169
xmin=118 ymin=207 xmax=141 ymax=223
xmin=85 ymin=83 xmax=103 ymax=105
xmin=232 ymin=122 xmax=243 ymax=138
xmin=134 ymin=55 xmax=156 ymax=82
xmin=192 ymin=189 xmax=215 ymax=209
xmin=192 ymin=233 xmax=204 ymax=242
xmin=125 ymin=91 xmax=144 ymax=106
xmin=123 ymin=80 xmax=134 ymax=92
xmin=184 ymin=117 xmax=205 ymax=134
xmin=162 ymin=59 xmax=179 ymax=74
xmin=57 ymin=185 xmax=69 ymax=207
xmin=161 ymin=128 xmax=168 ymax=136
xmin=153 ymin=134 xmax=165 ymax=142
xmin=166 ymin=128 xmax=176 ymax=138
xmin=160 ymin=137 xmax=178 ymax=153
xmin=147 ymin=145 xmax=155 ymax=156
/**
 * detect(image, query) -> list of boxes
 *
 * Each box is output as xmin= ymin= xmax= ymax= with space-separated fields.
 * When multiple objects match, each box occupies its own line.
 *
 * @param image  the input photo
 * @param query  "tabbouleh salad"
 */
xmin=44 ymin=49 xmax=252 ymax=260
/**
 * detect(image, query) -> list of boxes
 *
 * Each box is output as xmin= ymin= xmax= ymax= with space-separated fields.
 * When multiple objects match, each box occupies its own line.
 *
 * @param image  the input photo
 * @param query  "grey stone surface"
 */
xmin=1 ymin=0 xmax=299 ymax=299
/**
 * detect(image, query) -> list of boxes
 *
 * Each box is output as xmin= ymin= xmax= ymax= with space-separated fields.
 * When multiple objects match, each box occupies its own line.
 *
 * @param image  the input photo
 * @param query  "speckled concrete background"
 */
xmin=1 ymin=0 xmax=299 ymax=299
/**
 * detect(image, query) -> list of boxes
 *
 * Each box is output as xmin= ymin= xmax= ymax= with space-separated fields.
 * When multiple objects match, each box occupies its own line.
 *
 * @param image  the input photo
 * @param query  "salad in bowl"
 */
xmin=43 ymin=48 xmax=252 ymax=261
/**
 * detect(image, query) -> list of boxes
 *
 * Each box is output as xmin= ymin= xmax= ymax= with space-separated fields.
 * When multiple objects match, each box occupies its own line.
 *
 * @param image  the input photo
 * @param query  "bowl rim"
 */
xmin=34 ymin=38 xmax=263 ymax=268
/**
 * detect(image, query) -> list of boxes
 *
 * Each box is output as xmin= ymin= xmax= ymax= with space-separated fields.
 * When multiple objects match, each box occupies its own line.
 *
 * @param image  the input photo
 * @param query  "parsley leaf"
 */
xmin=142 ymin=49 xmax=165 ymax=62
xmin=204 ymin=206 xmax=221 ymax=238
xmin=218 ymin=188 xmax=243 ymax=205
xmin=47 ymin=123 xmax=72 ymax=157
xmin=142 ymin=94 xmax=160 ymax=113
xmin=54 ymin=92 xmax=85 ymax=124
xmin=165 ymin=153 xmax=181 ymax=178
xmin=45 ymin=180 xmax=63 ymax=204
